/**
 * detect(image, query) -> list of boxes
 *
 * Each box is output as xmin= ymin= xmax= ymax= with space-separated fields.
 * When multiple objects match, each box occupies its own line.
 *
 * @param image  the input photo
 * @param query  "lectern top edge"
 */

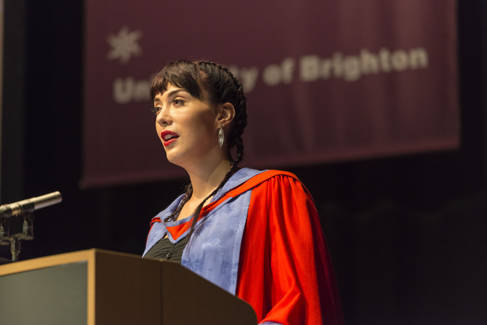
xmin=0 ymin=248 xmax=143 ymax=276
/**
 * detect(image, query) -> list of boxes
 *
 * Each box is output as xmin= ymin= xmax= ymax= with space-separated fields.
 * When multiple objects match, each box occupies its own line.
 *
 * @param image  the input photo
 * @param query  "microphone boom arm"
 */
xmin=0 ymin=191 xmax=62 ymax=261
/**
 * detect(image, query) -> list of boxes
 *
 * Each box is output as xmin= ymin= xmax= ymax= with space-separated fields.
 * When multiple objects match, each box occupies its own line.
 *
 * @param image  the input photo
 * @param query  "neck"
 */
xmin=185 ymin=155 xmax=233 ymax=200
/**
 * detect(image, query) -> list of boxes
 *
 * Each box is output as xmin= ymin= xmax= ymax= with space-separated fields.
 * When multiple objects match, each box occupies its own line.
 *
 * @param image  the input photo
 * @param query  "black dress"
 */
xmin=143 ymin=235 xmax=190 ymax=263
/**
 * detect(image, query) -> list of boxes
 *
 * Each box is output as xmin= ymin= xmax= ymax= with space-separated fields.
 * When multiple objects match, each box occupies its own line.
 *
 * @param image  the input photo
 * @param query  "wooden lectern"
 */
xmin=0 ymin=249 xmax=257 ymax=325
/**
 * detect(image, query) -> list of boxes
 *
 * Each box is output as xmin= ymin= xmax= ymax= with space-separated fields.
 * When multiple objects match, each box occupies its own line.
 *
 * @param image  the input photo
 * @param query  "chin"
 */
xmin=165 ymin=151 xmax=186 ymax=168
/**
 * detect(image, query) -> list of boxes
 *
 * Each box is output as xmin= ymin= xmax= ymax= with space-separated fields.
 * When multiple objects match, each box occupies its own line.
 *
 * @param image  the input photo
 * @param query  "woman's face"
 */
xmin=153 ymin=84 xmax=220 ymax=168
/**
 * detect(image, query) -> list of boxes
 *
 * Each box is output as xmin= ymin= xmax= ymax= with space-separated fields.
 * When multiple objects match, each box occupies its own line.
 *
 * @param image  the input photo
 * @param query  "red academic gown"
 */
xmin=235 ymin=171 xmax=342 ymax=325
xmin=152 ymin=170 xmax=343 ymax=325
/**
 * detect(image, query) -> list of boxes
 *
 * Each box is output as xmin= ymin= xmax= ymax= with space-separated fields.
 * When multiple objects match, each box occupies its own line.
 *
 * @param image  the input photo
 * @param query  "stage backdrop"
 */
xmin=0 ymin=0 xmax=4 ymax=189
xmin=82 ymin=0 xmax=459 ymax=187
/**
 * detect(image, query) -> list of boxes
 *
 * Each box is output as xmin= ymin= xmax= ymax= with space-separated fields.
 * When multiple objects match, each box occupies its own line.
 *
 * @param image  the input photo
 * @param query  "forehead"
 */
xmin=153 ymin=83 xmax=211 ymax=104
xmin=153 ymin=84 xmax=187 ymax=103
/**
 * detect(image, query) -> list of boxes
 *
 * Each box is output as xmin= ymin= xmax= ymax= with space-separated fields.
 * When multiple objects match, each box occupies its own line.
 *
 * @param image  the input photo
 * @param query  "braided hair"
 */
xmin=151 ymin=60 xmax=247 ymax=228
xmin=151 ymin=60 xmax=247 ymax=165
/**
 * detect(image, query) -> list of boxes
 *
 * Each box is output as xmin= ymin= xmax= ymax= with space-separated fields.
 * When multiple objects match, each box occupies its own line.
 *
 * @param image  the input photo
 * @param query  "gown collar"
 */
xmin=155 ymin=167 xmax=262 ymax=226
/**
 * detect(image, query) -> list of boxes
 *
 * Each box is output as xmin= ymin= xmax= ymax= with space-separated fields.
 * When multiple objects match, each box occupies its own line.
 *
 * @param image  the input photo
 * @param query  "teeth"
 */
xmin=164 ymin=134 xmax=176 ymax=141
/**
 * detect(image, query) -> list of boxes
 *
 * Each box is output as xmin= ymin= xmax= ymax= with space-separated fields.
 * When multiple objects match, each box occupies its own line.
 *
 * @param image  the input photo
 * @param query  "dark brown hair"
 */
xmin=151 ymin=60 xmax=247 ymax=165
xmin=151 ymin=60 xmax=246 ymax=228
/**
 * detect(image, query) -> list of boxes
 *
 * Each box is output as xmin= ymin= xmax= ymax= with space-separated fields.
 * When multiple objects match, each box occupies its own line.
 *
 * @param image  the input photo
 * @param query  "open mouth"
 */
xmin=161 ymin=131 xmax=179 ymax=146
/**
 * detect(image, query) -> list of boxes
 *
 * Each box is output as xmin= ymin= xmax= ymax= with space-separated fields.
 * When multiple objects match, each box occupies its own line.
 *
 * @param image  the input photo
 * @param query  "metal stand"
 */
xmin=0 ymin=212 xmax=34 ymax=262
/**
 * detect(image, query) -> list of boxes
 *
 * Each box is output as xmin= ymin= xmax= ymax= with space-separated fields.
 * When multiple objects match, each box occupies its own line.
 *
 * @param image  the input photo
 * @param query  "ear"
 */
xmin=216 ymin=102 xmax=236 ymax=128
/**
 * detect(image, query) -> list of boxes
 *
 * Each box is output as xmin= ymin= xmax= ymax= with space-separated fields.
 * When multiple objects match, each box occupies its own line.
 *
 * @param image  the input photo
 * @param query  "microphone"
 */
xmin=0 ymin=191 xmax=62 ymax=218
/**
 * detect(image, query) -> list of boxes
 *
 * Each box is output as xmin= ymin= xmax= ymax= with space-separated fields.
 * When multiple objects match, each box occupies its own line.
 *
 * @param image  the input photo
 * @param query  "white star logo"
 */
xmin=107 ymin=26 xmax=142 ymax=64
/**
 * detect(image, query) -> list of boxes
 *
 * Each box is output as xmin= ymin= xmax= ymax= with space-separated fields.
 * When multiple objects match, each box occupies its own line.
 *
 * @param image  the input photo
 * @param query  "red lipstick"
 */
xmin=160 ymin=130 xmax=179 ymax=147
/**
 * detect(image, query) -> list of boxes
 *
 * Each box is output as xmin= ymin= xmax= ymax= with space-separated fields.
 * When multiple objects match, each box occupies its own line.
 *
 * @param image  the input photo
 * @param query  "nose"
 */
xmin=156 ymin=106 xmax=171 ymax=127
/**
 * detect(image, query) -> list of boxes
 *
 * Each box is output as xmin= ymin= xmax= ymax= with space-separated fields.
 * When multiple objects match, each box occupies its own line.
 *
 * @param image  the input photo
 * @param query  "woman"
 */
xmin=143 ymin=60 xmax=342 ymax=325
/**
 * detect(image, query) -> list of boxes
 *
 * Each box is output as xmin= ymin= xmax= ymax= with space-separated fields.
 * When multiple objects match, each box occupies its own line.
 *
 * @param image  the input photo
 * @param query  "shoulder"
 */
xmin=215 ymin=168 xmax=299 ymax=198
xmin=246 ymin=169 xmax=318 ymax=221
xmin=251 ymin=169 xmax=300 ymax=181
xmin=245 ymin=169 xmax=309 ymax=197
xmin=207 ymin=169 xmax=305 ymax=206
xmin=245 ymin=169 xmax=302 ymax=187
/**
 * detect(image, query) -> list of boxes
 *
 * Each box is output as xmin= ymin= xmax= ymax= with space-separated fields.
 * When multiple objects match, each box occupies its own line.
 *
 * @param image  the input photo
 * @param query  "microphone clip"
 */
xmin=0 ymin=212 xmax=35 ymax=262
xmin=0 ymin=191 xmax=61 ymax=262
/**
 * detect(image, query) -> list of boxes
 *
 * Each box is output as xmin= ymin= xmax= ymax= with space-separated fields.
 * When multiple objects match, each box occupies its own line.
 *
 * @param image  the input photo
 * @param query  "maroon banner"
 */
xmin=83 ymin=0 xmax=459 ymax=187
xmin=0 ymin=0 xmax=3 ymax=138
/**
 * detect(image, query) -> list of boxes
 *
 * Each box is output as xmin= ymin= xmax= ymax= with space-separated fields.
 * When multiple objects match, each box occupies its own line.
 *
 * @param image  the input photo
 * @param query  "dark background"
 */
xmin=2 ymin=1 xmax=487 ymax=324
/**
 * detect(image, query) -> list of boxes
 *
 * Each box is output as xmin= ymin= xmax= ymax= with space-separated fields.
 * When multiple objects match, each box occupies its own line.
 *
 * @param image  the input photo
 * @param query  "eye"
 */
xmin=151 ymin=106 xmax=162 ymax=115
xmin=172 ymin=98 xmax=185 ymax=106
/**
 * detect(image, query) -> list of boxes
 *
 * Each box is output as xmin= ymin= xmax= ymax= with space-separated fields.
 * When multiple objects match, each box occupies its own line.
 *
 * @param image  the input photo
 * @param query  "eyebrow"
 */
xmin=154 ymin=89 xmax=186 ymax=104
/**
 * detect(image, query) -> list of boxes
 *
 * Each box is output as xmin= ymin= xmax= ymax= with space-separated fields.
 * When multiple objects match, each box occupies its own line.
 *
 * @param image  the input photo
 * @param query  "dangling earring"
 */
xmin=218 ymin=128 xmax=224 ymax=148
